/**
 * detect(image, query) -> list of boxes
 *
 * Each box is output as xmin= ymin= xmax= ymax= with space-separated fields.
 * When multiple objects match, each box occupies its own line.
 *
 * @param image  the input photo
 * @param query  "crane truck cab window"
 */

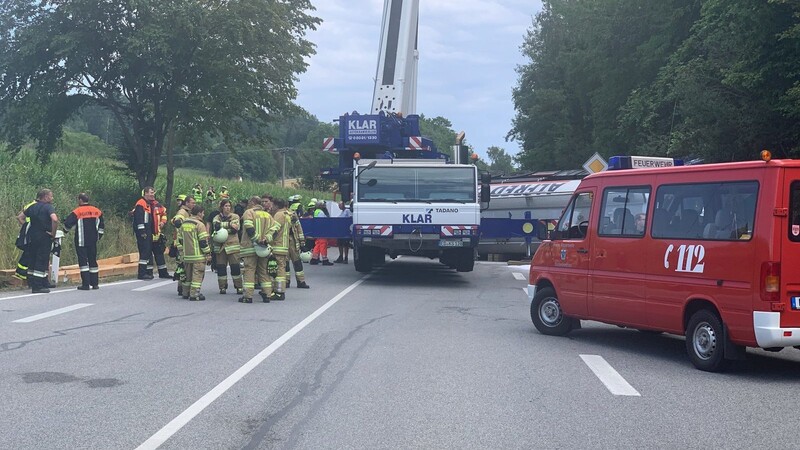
xmin=357 ymin=166 xmax=476 ymax=202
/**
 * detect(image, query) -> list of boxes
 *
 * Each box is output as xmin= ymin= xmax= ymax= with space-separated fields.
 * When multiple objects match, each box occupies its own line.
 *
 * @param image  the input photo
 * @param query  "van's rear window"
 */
xmin=790 ymin=182 xmax=800 ymax=242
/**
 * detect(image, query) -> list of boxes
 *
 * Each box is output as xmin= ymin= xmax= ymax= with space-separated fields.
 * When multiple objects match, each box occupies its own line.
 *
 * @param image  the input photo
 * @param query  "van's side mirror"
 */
xmin=537 ymin=223 xmax=549 ymax=240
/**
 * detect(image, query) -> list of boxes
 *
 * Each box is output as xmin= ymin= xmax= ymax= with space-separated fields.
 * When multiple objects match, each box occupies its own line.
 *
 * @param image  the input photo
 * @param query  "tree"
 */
xmin=621 ymin=0 xmax=800 ymax=160
xmin=221 ymin=157 xmax=244 ymax=180
xmin=486 ymin=146 xmax=515 ymax=175
xmin=296 ymin=122 xmax=338 ymax=192
xmin=510 ymin=0 xmax=702 ymax=170
xmin=0 ymin=0 xmax=320 ymax=188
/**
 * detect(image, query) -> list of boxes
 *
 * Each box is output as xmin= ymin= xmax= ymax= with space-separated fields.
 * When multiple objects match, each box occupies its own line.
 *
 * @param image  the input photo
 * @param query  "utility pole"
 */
xmin=278 ymin=147 xmax=293 ymax=187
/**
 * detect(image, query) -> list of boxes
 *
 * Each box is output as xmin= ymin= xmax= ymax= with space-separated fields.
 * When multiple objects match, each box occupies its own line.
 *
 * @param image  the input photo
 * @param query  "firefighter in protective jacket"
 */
xmin=63 ymin=193 xmax=104 ymax=290
xmin=171 ymin=195 xmax=195 ymax=295
xmin=14 ymin=200 xmax=37 ymax=285
xmin=132 ymin=187 xmax=156 ymax=280
xmin=149 ymin=198 xmax=170 ymax=279
xmin=180 ymin=204 xmax=211 ymax=301
xmin=268 ymin=198 xmax=292 ymax=300
xmin=239 ymin=196 xmax=279 ymax=303
xmin=212 ymin=199 xmax=243 ymax=295
xmin=286 ymin=197 xmax=310 ymax=289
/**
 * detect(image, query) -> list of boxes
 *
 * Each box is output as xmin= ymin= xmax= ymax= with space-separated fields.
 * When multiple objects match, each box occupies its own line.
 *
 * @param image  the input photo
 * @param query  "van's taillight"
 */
xmin=760 ymin=262 xmax=781 ymax=302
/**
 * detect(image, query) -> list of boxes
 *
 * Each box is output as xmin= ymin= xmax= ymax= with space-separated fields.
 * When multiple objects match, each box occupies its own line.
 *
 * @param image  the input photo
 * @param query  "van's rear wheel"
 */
xmin=685 ymin=309 xmax=730 ymax=372
xmin=530 ymin=287 xmax=573 ymax=336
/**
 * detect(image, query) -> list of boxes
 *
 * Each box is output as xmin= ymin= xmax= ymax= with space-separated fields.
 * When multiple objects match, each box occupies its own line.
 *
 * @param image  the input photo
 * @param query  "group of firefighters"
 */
xmin=14 ymin=185 xmax=343 ymax=302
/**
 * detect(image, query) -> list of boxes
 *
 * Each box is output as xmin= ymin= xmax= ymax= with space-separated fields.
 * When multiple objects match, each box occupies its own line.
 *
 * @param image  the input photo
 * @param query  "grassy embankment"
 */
xmin=0 ymin=133 xmax=329 ymax=270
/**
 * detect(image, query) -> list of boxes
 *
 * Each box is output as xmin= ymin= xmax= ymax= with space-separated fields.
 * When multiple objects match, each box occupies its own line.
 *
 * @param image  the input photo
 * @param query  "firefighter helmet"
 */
xmin=176 ymin=194 xmax=187 ymax=202
xmin=299 ymin=250 xmax=312 ymax=263
xmin=212 ymin=228 xmax=228 ymax=243
xmin=255 ymin=244 xmax=272 ymax=258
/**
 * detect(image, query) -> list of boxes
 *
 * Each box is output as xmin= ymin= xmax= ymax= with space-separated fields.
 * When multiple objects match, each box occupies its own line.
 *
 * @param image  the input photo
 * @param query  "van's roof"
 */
xmin=584 ymin=158 xmax=800 ymax=181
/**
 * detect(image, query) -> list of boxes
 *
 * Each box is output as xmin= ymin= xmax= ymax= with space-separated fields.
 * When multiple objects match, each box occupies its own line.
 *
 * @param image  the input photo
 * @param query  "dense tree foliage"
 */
xmin=486 ymin=146 xmax=516 ymax=175
xmin=510 ymin=0 xmax=800 ymax=171
xmin=0 ymin=0 xmax=320 ymax=188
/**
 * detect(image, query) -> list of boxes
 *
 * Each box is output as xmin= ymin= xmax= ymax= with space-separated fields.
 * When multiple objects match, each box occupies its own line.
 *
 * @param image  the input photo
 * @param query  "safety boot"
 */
xmin=271 ymin=292 xmax=285 ymax=301
xmin=220 ymin=288 xmax=227 ymax=295
xmin=322 ymin=260 xmax=334 ymax=266
xmin=236 ymin=288 xmax=244 ymax=295
xmin=260 ymin=292 xmax=271 ymax=303
xmin=296 ymin=282 xmax=310 ymax=289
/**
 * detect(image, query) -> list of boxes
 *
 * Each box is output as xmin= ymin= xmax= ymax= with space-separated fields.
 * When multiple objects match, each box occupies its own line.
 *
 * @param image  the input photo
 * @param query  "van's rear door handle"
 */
xmin=577 ymin=248 xmax=589 ymax=254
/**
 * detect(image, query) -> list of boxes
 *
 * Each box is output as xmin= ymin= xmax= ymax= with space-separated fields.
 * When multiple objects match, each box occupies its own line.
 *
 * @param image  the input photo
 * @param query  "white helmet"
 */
xmin=212 ymin=228 xmax=228 ymax=243
xmin=299 ymin=251 xmax=312 ymax=263
xmin=255 ymin=244 xmax=272 ymax=258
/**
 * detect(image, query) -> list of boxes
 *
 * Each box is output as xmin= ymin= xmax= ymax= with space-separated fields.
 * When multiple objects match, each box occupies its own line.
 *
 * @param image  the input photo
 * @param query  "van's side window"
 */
xmin=789 ymin=181 xmax=800 ymax=242
xmin=598 ymin=187 xmax=651 ymax=237
xmin=652 ymin=181 xmax=758 ymax=241
xmin=555 ymin=192 xmax=593 ymax=239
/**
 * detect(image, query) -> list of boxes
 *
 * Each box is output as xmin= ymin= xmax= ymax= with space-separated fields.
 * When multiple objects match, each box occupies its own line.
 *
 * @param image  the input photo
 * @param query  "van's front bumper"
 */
xmin=753 ymin=312 xmax=800 ymax=347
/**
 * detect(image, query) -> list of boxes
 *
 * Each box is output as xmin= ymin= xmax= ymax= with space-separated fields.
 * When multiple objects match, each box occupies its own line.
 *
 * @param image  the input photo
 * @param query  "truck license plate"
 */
xmin=439 ymin=239 xmax=463 ymax=247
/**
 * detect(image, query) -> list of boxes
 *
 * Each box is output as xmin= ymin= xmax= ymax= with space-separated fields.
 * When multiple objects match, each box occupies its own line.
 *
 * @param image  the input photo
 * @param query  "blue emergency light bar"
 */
xmin=608 ymin=156 xmax=684 ymax=170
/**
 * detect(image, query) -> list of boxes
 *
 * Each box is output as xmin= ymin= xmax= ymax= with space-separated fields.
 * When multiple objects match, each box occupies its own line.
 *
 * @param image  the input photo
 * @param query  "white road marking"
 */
xmin=102 ymin=279 xmax=144 ymax=287
xmin=0 ymin=288 xmax=75 ymax=301
xmin=512 ymin=272 xmax=526 ymax=281
xmin=579 ymin=354 xmax=641 ymax=396
xmin=12 ymin=303 xmax=94 ymax=323
xmin=133 ymin=280 xmax=175 ymax=292
xmin=0 ymin=279 xmax=142 ymax=302
xmin=136 ymin=274 xmax=371 ymax=450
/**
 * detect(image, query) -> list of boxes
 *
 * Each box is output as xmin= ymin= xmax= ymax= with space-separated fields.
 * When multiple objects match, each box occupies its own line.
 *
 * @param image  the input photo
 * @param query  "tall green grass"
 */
xmin=1 ymin=138 xmax=330 ymax=270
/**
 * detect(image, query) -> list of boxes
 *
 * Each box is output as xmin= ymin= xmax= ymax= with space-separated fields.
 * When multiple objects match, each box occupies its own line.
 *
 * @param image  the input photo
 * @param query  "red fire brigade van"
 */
xmin=526 ymin=154 xmax=800 ymax=371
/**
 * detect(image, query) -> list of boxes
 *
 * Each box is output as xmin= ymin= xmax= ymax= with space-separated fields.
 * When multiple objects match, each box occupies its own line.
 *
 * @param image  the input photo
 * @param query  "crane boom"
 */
xmin=372 ymin=0 xmax=419 ymax=116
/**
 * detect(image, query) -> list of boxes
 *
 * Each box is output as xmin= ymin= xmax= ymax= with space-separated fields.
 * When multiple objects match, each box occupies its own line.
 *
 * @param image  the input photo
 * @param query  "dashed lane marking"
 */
xmin=133 ymin=280 xmax=175 ymax=292
xmin=0 ymin=279 xmax=143 ymax=302
xmin=580 ymin=354 xmax=641 ymax=396
xmin=12 ymin=303 xmax=94 ymax=323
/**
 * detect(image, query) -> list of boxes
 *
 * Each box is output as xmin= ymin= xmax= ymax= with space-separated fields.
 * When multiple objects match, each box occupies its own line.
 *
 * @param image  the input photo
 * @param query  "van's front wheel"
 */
xmin=530 ymin=287 xmax=573 ymax=336
xmin=685 ymin=309 xmax=730 ymax=372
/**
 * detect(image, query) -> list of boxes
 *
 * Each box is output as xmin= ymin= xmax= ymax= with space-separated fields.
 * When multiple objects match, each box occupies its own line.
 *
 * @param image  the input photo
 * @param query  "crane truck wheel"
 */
xmin=455 ymin=248 xmax=475 ymax=272
xmin=354 ymin=243 xmax=372 ymax=273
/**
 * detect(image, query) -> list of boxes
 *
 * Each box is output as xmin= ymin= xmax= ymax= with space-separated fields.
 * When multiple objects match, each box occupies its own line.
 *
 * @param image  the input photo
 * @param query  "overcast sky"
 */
xmin=294 ymin=0 xmax=542 ymax=160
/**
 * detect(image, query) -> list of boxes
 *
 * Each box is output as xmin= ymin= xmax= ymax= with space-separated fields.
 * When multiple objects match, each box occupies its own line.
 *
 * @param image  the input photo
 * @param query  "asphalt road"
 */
xmin=2 ymin=257 xmax=800 ymax=449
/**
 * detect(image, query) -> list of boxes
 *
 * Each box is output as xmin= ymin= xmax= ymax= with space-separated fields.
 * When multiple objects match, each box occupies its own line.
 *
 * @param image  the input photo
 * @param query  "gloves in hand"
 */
xmin=214 ymin=222 xmax=222 ymax=231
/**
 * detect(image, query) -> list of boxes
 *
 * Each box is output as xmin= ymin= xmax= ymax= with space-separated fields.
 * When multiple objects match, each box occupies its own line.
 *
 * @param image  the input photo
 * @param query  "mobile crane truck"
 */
xmin=304 ymin=0 xmax=491 ymax=273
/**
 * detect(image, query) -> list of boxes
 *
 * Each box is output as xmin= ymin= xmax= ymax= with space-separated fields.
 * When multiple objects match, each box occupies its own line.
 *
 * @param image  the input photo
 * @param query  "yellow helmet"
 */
xmin=176 ymin=194 xmax=187 ymax=202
